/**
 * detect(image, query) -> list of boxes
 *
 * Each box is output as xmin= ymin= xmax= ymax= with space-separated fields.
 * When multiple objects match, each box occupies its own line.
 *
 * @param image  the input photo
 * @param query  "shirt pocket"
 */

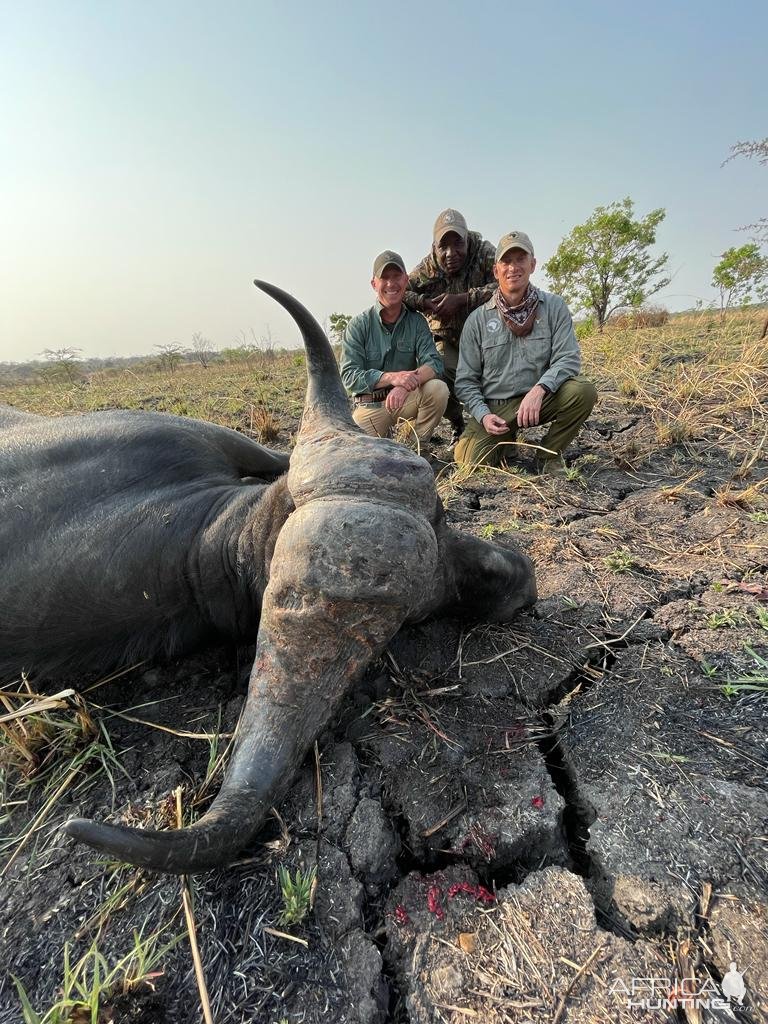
xmin=481 ymin=336 xmax=509 ymax=373
xmin=364 ymin=336 xmax=383 ymax=366
xmin=521 ymin=318 xmax=552 ymax=364
xmin=396 ymin=335 xmax=416 ymax=355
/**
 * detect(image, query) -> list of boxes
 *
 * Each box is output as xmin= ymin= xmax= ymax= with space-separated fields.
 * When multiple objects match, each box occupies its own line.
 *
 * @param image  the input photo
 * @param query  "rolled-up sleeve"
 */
xmin=455 ymin=312 xmax=491 ymax=422
xmin=538 ymin=297 xmax=581 ymax=394
xmin=414 ymin=316 xmax=444 ymax=377
xmin=340 ymin=314 xmax=382 ymax=395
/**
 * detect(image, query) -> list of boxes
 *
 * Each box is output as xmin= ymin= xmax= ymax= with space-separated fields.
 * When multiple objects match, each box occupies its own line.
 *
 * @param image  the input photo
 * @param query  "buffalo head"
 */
xmin=63 ymin=282 xmax=536 ymax=872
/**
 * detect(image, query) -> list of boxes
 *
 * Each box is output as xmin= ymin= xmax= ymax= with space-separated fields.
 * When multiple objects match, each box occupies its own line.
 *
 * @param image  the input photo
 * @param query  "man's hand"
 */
xmin=380 ymin=370 xmax=420 ymax=391
xmin=430 ymin=293 xmax=467 ymax=317
xmin=481 ymin=413 xmax=509 ymax=436
xmin=385 ymin=386 xmax=409 ymax=413
xmin=516 ymin=385 xmax=546 ymax=428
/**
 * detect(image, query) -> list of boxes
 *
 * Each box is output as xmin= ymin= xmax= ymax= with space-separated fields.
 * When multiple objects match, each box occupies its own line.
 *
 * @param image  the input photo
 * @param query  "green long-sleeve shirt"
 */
xmin=455 ymin=289 xmax=582 ymax=422
xmin=340 ymin=302 xmax=444 ymax=396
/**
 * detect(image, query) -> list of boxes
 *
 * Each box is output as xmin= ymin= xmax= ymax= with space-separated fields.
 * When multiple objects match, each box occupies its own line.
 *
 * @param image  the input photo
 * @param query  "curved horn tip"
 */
xmin=61 ymin=817 xmax=195 ymax=875
xmin=253 ymin=278 xmax=277 ymax=297
xmin=61 ymin=816 xmax=93 ymax=839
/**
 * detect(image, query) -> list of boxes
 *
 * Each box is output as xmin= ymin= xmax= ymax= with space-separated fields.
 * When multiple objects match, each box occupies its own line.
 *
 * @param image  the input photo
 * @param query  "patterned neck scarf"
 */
xmin=495 ymin=285 xmax=539 ymax=337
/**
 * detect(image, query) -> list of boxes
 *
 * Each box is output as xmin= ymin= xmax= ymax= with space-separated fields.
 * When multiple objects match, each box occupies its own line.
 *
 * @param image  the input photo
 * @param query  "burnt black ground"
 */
xmin=1 ymin=396 xmax=767 ymax=1023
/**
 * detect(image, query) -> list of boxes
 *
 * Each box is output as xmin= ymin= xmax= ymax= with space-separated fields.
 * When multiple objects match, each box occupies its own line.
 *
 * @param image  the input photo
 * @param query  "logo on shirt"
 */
xmin=486 ymin=318 xmax=501 ymax=333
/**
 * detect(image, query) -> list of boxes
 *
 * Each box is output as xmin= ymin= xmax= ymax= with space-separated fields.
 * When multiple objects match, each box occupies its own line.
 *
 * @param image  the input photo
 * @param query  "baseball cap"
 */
xmin=372 ymin=250 xmax=407 ymax=278
xmin=496 ymin=231 xmax=535 ymax=261
xmin=433 ymin=209 xmax=469 ymax=245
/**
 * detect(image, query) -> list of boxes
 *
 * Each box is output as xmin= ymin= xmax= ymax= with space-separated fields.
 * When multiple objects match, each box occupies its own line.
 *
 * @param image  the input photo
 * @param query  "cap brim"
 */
xmin=374 ymin=261 xmax=406 ymax=277
xmin=496 ymin=243 xmax=533 ymax=261
xmin=434 ymin=226 xmax=468 ymax=245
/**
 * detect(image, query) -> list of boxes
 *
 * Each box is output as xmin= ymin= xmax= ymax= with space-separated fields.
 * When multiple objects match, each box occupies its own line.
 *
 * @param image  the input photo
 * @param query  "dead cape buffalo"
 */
xmin=0 ymin=281 xmax=536 ymax=874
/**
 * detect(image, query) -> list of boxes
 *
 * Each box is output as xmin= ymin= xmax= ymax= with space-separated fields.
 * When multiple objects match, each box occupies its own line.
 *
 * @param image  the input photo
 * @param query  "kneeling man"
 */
xmin=455 ymin=231 xmax=596 ymax=472
xmin=341 ymin=251 xmax=448 ymax=446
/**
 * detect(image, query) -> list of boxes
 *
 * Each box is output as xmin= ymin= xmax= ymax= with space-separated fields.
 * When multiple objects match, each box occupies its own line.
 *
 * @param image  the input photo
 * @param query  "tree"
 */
xmin=712 ymin=244 xmax=768 ymax=315
xmin=723 ymin=137 xmax=768 ymax=243
xmin=155 ymin=344 xmax=183 ymax=372
xmin=190 ymin=332 xmax=214 ymax=368
xmin=40 ymin=347 xmax=82 ymax=384
xmin=328 ymin=313 xmax=353 ymax=344
xmin=545 ymin=198 xmax=670 ymax=331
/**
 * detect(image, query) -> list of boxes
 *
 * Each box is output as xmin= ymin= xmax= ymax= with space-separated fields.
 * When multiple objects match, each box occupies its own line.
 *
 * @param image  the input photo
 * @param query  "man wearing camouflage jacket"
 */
xmin=404 ymin=209 xmax=496 ymax=444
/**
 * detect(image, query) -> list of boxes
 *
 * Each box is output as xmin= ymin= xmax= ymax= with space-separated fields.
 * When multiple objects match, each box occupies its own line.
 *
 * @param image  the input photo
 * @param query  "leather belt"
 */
xmin=354 ymin=387 xmax=391 ymax=404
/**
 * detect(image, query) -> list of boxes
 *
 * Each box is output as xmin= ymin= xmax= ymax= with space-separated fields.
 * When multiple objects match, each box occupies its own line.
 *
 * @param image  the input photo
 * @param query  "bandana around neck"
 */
xmin=495 ymin=285 xmax=539 ymax=337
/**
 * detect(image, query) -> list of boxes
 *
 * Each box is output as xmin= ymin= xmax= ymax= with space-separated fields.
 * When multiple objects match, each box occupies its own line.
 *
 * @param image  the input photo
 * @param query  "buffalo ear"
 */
xmin=443 ymin=531 xmax=537 ymax=621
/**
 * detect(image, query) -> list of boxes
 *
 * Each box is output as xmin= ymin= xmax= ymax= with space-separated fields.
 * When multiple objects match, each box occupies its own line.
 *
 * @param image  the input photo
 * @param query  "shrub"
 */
xmin=608 ymin=305 xmax=670 ymax=330
xmin=575 ymin=316 xmax=596 ymax=341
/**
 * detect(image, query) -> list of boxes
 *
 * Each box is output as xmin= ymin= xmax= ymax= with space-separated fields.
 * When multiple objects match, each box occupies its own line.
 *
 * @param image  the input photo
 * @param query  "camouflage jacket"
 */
xmin=404 ymin=231 xmax=497 ymax=348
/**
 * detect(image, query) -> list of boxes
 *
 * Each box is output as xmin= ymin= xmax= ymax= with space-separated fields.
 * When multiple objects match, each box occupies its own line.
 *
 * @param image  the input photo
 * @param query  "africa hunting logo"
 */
xmin=609 ymin=964 xmax=747 ymax=1011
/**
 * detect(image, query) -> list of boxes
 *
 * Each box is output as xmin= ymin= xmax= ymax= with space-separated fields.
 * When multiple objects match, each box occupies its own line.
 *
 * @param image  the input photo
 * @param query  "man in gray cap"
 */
xmin=340 ymin=250 xmax=448 ymax=447
xmin=404 ymin=209 xmax=497 ymax=445
xmin=454 ymin=231 xmax=597 ymax=472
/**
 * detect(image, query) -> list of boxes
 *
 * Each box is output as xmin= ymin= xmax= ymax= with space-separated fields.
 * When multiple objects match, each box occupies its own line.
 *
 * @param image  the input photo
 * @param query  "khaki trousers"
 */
xmin=455 ymin=375 xmax=597 ymax=468
xmin=352 ymin=378 xmax=449 ymax=444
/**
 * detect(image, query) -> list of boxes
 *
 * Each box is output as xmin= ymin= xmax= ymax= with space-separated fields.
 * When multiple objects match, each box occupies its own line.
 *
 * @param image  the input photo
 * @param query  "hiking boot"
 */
xmin=536 ymin=457 xmax=568 ymax=477
xmin=422 ymin=451 xmax=452 ymax=476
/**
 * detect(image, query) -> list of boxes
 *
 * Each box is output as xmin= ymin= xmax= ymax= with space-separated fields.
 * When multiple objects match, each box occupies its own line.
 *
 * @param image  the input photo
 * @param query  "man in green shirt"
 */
xmin=455 ymin=231 xmax=597 ymax=472
xmin=404 ymin=209 xmax=497 ymax=444
xmin=340 ymin=251 xmax=448 ymax=445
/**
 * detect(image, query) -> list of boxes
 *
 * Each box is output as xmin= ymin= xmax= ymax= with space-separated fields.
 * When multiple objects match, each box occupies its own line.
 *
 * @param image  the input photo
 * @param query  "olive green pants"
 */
xmin=454 ymin=375 xmax=597 ymax=468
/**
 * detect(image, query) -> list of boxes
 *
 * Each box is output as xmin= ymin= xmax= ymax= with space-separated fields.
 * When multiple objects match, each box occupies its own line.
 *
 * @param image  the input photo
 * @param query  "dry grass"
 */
xmin=582 ymin=307 xmax=767 ymax=465
xmin=608 ymin=304 xmax=670 ymax=330
xmin=0 ymin=356 xmax=306 ymax=439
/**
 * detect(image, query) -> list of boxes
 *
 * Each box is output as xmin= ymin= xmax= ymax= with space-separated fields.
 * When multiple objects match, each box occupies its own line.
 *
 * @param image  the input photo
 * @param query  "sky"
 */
xmin=1 ymin=0 xmax=766 ymax=362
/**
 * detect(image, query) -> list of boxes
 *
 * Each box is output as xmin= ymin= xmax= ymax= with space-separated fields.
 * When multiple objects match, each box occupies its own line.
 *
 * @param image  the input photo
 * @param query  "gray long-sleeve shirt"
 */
xmin=455 ymin=289 xmax=582 ymax=423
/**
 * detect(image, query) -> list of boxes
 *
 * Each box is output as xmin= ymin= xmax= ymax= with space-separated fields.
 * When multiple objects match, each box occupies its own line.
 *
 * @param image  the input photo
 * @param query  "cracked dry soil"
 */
xmin=1 ymin=427 xmax=767 ymax=1023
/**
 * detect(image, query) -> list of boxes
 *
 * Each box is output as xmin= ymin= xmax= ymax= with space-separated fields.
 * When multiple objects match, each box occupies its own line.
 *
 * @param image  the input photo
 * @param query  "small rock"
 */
xmin=344 ymin=798 xmax=399 ymax=884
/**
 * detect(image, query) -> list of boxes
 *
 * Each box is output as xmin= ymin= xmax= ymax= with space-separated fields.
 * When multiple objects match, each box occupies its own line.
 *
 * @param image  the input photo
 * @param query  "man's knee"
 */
xmin=421 ymin=377 xmax=449 ymax=412
xmin=558 ymin=376 xmax=597 ymax=414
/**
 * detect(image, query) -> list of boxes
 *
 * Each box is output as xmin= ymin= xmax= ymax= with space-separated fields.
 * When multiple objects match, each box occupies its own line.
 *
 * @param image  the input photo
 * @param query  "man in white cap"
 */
xmin=454 ymin=231 xmax=597 ymax=472
xmin=404 ymin=210 xmax=496 ymax=445
xmin=340 ymin=250 xmax=448 ymax=447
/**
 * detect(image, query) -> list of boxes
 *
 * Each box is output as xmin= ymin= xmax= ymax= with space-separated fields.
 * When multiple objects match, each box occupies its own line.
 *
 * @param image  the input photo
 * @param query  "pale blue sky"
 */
xmin=1 ymin=0 xmax=766 ymax=361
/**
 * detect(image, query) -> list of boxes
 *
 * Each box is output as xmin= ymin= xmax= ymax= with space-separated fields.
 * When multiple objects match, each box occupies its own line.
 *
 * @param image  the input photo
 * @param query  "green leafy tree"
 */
xmin=328 ymin=313 xmax=352 ymax=344
xmin=712 ymin=244 xmax=768 ymax=315
xmin=545 ymin=198 xmax=670 ymax=331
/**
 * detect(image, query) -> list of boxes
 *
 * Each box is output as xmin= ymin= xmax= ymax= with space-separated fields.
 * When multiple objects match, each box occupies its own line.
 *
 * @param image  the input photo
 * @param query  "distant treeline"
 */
xmin=0 ymin=342 xmax=305 ymax=384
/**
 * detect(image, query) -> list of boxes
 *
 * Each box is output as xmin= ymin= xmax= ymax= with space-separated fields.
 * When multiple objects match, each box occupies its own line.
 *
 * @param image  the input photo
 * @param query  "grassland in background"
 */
xmin=1 ymin=308 xmax=765 ymax=462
